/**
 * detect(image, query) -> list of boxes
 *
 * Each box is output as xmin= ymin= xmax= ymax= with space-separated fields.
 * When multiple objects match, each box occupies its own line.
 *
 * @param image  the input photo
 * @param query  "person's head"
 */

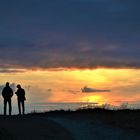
xmin=6 ymin=82 xmax=9 ymax=87
xmin=17 ymin=84 xmax=21 ymax=89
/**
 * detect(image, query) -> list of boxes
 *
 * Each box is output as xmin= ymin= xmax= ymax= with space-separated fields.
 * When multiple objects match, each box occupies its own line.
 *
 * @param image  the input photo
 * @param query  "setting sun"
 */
xmin=81 ymin=95 xmax=105 ymax=105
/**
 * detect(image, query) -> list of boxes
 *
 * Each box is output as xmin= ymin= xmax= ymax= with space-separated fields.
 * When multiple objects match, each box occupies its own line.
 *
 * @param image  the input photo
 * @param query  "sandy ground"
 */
xmin=0 ymin=111 xmax=140 ymax=140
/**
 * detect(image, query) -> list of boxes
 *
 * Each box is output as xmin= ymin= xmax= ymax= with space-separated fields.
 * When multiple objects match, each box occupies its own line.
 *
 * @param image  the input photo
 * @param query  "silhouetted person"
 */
xmin=15 ymin=85 xmax=26 ymax=115
xmin=2 ymin=82 xmax=13 ymax=115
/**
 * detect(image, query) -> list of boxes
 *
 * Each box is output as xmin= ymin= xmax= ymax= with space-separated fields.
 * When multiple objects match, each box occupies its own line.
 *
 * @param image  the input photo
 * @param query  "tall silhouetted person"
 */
xmin=2 ymin=82 xmax=13 ymax=115
xmin=15 ymin=85 xmax=26 ymax=115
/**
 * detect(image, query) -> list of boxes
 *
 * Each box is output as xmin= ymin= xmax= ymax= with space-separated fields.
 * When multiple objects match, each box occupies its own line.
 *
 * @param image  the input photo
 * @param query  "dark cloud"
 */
xmin=81 ymin=86 xmax=111 ymax=93
xmin=0 ymin=0 xmax=140 ymax=69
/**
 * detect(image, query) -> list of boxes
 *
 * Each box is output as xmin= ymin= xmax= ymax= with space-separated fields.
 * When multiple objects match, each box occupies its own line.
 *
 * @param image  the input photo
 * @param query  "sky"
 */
xmin=0 ymin=0 xmax=140 ymax=106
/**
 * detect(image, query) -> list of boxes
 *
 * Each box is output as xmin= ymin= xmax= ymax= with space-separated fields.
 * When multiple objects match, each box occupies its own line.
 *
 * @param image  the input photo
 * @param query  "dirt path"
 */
xmin=0 ymin=116 xmax=74 ymax=140
xmin=0 ymin=114 xmax=139 ymax=140
xmin=49 ymin=117 xmax=139 ymax=140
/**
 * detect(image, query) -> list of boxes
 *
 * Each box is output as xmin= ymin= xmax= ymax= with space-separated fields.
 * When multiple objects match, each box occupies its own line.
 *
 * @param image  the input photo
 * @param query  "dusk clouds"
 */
xmin=81 ymin=86 xmax=111 ymax=93
xmin=0 ymin=0 xmax=140 ymax=69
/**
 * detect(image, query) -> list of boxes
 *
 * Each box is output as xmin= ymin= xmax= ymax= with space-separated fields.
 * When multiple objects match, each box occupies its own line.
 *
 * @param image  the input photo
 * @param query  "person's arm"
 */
xmin=23 ymin=89 xmax=25 ymax=96
xmin=23 ymin=89 xmax=26 ymax=100
xmin=15 ymin=89 xmax=19 ymax=96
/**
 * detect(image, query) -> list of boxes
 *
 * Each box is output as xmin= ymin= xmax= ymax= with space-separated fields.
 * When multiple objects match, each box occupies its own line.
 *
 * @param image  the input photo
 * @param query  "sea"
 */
xmin=0 ymin=102 xmax=98 ymax=115
xmin=0 ymin=102 xmax=140 ymax=115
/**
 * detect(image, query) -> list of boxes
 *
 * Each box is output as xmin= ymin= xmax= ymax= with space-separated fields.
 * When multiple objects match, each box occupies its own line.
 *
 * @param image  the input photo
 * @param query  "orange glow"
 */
xmin=81 ymin=95 xmax=104 ymax=104
xmin=0 ymin=68 xmax=140 ymax=105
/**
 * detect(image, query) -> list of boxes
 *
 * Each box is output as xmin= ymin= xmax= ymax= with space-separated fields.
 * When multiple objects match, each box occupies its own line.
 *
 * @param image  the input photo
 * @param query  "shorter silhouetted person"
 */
xmin=15 ymin=84 xmax=26 ymax=115
xmin=2 ymin=82 xmax=13 ymax=115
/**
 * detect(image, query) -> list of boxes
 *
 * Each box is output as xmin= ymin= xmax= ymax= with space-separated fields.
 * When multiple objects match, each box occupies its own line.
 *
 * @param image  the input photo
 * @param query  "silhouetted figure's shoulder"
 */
xmin=15 ymin=88 xmax=26 ymax=100
xmin=2 ymin=86 xmax=13 ymax=98
xmin=16 ymin=88 xmax=25 ymax=95
xmin=2 ymin=86 xmax=13 ymax=93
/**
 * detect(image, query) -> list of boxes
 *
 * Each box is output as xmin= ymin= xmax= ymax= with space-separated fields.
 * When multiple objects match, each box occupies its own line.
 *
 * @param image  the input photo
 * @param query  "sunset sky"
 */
xmin=0 ymin=0 xmax=140 ymax=106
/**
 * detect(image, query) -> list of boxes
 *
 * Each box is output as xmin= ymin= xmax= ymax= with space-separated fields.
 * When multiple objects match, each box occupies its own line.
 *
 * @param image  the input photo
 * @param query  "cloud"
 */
xmin=0 ymin=0 xmax=140 ymax=69
xmin=27 ymin=86 xmax=53 ymax=102
xmin=81 ymin=86 xmax=111 ymax=93
xmin=0 ymin=69 xmax=25 ymax=73
xmin=67 ymin=90 xmax=80 ymax=94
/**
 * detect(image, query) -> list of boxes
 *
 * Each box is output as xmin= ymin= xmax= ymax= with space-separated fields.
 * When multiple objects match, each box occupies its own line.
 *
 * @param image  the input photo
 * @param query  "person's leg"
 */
xmin=22 ymin=101 xmax=25 ymax=115
xmin=8 ymin=99 xmax=12 ymax=115
xmin=4 ymin=99 xmax=7 ymax=115
xmin=18 ymin=100 xmax=21 ymax=115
